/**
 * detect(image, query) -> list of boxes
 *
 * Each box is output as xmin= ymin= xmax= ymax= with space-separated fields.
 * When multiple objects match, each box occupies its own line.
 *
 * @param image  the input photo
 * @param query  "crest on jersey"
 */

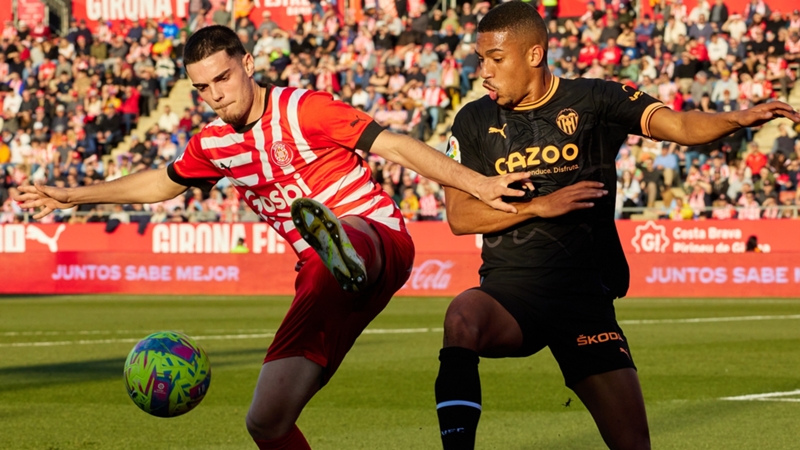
xmin=556 ymin=108 xmax=579 ymax=135
xmin=270 ymin=142 xmax=293 ymax=167
xmin=446 ymin=136 xmax=461 ymax=163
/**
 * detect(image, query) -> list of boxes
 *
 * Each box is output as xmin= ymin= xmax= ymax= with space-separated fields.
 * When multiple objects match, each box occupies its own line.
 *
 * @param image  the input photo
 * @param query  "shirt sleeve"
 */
xmin=299 ymin=90 xmax=385 ymax=152
xmin=592 ymin=80 xmax=667 ymax=139
xmin=446 ymin=106 xmax=484 ymax=174
xmin=167 ymin=134 xmax=222 ymax=193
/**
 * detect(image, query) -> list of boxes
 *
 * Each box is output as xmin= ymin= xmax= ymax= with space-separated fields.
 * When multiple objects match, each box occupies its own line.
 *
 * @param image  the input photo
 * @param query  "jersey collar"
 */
xmin=513 ymin=76 xmax=560 ymax=111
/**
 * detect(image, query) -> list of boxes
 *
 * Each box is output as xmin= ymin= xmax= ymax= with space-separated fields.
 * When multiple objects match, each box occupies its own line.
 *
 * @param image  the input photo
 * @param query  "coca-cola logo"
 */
xmin=405 ymin=260 xmax=454 ymax=290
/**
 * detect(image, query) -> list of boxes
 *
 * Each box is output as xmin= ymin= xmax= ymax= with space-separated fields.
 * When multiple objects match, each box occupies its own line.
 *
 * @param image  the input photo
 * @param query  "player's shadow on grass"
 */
xmin=0 ymin=347 xmax=266 ymax=393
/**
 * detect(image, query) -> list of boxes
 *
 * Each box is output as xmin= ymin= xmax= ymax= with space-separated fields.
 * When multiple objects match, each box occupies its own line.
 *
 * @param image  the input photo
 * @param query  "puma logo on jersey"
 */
xmin=350 ymin=116 xmax=366 ymax=127
xmin=212 ymin=153 xmax=251 ymax=173
xmin=488 ymin=124 xmax=507 ymax=139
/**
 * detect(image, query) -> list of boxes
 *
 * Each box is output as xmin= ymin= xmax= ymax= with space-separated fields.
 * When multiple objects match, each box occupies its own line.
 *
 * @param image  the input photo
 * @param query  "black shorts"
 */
xmin=477 ymin=272 xmax=636 ymax=388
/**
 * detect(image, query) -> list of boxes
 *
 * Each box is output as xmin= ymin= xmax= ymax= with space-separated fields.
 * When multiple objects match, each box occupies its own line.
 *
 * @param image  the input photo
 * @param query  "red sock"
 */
xmin=253 ymin=425 xmax=311 ymax=450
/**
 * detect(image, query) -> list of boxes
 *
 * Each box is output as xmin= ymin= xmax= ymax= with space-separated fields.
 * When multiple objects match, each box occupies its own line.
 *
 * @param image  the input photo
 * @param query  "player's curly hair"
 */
xmin=183 ymin=25 xmax=247 ymax=66
xmin=478 ymin=1 xmax=548 ymax=47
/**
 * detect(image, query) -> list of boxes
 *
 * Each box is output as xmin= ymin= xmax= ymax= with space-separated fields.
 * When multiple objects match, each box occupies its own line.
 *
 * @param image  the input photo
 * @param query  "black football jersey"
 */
xmin=446 ymin=77 xmax=665 ymax=299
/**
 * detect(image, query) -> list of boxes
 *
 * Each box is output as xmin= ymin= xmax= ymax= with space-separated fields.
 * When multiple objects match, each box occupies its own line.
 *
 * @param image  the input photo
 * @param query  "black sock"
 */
xmin=435 ymin=347 xmax=482 ymax=450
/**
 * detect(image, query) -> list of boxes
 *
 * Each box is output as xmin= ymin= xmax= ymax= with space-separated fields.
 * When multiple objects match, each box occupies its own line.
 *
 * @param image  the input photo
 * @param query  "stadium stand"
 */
xmin=1 ymin=0 xmax=799 ymax=225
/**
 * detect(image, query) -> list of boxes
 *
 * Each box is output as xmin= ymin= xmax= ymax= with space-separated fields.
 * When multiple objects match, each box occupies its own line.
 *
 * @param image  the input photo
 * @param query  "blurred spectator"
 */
xmin=712 ymin=193 xmax=736 ymax=218
xmin=689 ymin=14 xmax=714 ymax=41
xmin=400 ymin=186 xmax=420 ymax=221
xmin=231 ymin=237 xmax=250 ymax=253
xmin=772 ymin=123 xmax=796 ymax=154
xmin=738 ymin=188 xmax=762 ymax=219
xmin=669 ymin=197 xmax=696 ymax=220
xmin=745 ymin=141 xmax=769 ymax=174
xmin=157 ymin=105 xmax=180 ymax=134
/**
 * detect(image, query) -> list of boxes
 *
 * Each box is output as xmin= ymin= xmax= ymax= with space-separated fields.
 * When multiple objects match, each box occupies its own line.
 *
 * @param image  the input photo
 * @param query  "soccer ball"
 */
xmin=123 ymin=331 xmax=212 ymax=418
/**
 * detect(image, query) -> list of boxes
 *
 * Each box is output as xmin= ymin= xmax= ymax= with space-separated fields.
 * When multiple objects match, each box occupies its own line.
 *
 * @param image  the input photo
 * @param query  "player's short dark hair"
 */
xmin=183 ymin=25 xmax=247 ymax=66
xmin=478 ymin=2 xmax=547 ymax=47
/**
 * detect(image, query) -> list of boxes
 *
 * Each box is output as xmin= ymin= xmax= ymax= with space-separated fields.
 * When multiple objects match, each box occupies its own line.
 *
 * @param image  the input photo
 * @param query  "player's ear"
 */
xmin=530 ymin=44 xmax=545 ymax=68
xmin=242 ymin=53 xmax=254 ymax=77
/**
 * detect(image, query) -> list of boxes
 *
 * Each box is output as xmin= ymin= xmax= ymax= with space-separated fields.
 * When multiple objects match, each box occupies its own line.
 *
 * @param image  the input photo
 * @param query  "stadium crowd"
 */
xmin=1 ymin=0 xmax=799 ymax=225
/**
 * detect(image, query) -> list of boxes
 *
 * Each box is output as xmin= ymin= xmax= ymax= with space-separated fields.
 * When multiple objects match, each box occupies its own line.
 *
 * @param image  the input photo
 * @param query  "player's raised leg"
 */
xmin=291 ymin=198 xmax=370 ymax=293
xmin=571 ymin=369 xmax=651 ymax=450
xmin=436 ymin=290 xmax=524 ymax=450
xmin=246 ymin=216 xmax=401 ymax=449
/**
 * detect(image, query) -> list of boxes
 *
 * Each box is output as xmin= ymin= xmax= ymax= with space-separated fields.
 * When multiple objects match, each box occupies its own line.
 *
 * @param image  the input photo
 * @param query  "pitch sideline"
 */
xmin=3 ymin=314 xmax=800 ymax=348
xmin=720 ymin=390 xmax=800 ymax=402
xmin=0 ymin=327 xmax=449 ymax=348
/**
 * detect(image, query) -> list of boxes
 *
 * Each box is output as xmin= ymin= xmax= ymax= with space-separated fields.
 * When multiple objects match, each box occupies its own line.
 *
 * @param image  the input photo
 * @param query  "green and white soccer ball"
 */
xmin=123 ymin=331 xmax=211 ymax=418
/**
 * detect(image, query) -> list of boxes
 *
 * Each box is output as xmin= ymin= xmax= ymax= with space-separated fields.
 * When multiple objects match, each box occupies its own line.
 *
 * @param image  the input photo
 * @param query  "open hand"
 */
xmin=13 ymin=184 xmax=74 ymax=220
xmin=473 ymin=171 xmax=535 ymax=214
xmin=736 ymin=102 xmax=800 ymax=128
xmin=530 ymin=181 xmax=608 ymax=218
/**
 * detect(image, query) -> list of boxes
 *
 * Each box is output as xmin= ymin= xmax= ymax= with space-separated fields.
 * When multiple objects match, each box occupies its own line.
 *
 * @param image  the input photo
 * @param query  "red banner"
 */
xmin=2 ymin=220 xmax=799 ymax=297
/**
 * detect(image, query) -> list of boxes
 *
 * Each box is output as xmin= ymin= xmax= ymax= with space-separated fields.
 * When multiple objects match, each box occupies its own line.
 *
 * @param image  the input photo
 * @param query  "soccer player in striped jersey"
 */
xmin=16 ymin=25 xmax=532 ymax=449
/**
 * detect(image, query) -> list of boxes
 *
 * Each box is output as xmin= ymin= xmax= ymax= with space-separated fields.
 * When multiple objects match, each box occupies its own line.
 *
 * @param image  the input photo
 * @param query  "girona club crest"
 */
xmin=556 ymin=108 xmax=579 ymax=135
xmin=270 ymin=142 xmax=293 ymax=167
xmin=631 ymin=221 xmax=670 ymax=253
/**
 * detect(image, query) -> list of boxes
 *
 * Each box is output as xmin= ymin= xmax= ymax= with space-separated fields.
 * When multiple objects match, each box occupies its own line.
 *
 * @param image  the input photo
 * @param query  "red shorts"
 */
xmin=264 ymin=219 xmax=415 ymax=384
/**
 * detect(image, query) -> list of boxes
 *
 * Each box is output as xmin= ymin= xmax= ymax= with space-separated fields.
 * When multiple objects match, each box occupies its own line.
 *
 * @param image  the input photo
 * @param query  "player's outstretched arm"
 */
xmin=13 ymin=168 xmax=188 ymax=220
xmin=445 ymin=181 xmax=608 ymax=235
xmin=649 ymin=102 xmax=800 ymax=145
xmin=370 ymin=130 xmax=530 ymax=213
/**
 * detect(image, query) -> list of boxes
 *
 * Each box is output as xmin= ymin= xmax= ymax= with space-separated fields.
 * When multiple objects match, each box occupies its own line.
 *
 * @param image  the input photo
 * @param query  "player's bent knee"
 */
xmin=245 ymin=408 xmax=295 ymax=441
xmin=443 ymin=297 xmax=485 ymax=349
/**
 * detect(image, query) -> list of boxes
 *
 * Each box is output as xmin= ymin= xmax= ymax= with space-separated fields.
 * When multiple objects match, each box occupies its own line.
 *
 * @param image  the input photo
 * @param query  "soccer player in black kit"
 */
xmin=434 ymin=3 xmax=800 ymax=449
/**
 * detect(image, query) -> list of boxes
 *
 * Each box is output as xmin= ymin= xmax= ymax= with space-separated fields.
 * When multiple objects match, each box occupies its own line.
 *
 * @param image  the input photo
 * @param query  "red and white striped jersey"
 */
xmin=168 ymin=86 xmax=407 ymax=260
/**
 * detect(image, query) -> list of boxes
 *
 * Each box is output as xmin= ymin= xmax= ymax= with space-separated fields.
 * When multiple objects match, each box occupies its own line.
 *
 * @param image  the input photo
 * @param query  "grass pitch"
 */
xmin=0 ymin=295 xmax=799 ymax=449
